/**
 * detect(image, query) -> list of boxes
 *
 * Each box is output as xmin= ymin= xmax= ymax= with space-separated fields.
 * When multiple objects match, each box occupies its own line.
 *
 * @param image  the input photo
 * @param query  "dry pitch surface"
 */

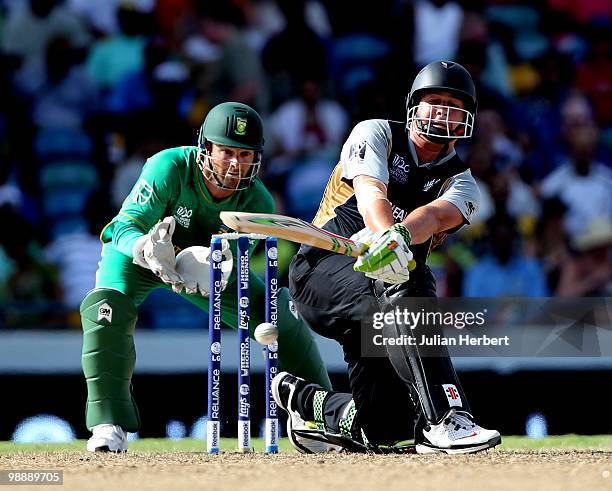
xmin=2 ymin=448 xmax=612 ymax=491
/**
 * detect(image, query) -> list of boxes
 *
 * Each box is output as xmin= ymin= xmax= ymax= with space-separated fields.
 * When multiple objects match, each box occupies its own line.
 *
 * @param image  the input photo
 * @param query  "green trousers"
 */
xmin=82 ymin=244 xmax=331 ymax=431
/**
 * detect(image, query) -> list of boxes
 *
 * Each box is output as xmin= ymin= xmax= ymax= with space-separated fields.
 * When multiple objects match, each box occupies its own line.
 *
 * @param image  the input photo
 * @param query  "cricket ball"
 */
xmin=254 ymin=322 xmax=278 ymax=345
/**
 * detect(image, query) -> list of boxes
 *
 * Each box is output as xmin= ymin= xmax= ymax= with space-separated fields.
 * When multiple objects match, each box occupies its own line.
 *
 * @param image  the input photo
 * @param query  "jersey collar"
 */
xmin=407 ymin=138 xmax=456 ymax=168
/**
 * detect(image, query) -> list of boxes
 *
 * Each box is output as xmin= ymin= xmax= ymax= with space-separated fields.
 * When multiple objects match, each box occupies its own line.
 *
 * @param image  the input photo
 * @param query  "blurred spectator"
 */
xmin=142 ymin=60 xmax=193 ymax=142
xmin=459 ymin=5 xmax=512 ymax=99
xmin=457 ymin=40 xmax=511 ymax=113
xmin=266 ymin=77 xmax=348 ymax=220
xmin=68 ymin=0 xmax=157 ymax=38
xmin=476 ymin=109 xmax=538 ymax=222
xmin=154 ymin=0 xmax=194 ymax=48
xmin=269 ymin=78 xmax=348 ymax=159
xmin=0 ymin=165 xmax=23 ymax=210
xmin=15 ymin=36 xmax=99 ymax=130
xmin=554 ymin=92 xmax=610 ymax=166
xmin=197 ymin=2 xmax=267 ymax=110
xmin=465 ymin=132 xmax=538 ymax=226
xmin=104 ymin=38 xmax=169 ymax=116
xmin=0 ymin=0 xmax=610 ymax=315
xmin=556 ymin=218 xmax=612 ymax=296
xmin=261 ymin=0 xmax=329 ymax=108
xmin=476 ymin=109 xmax=524 ymax=170
xmin=323 ymin=0 xmax=394 ymax=37
xmin=575 ymin=26 xmax=612 ymax=129
xmin=44 ymin=190 xmax=110 ymax=309
xmin=516 ymin=49 xmax=575 ymax=181
xmin=1 ymin=0 xmax=90 ymax=64
xmin=540 ymin=109 xmax=612 ymax=236
xmin=67 ymin=0 xmax=121 ymax=36
xmin=85 ymin=3 xmax=150 ymax=90
xmin=413 ymin=0 xmax=464 ymax=67
xmin=535 ymin=197 xmax=570 ymax=292
xmin=547 ymin=0 xmax=612 ymax=26
xmin=489 ymin=170 xmax=539 ymax=224
xmin=109 ymin=62 xmax=193 ymax=208
xmin=0 ymin=204 xmax=60 ymax=303
xmin=463 ymin=213 xmax=549 ymax=297
xmin=465 ymin=142 xmax=496 ymax=225
xmin=110 ymin=133 xmax=165 ymax=209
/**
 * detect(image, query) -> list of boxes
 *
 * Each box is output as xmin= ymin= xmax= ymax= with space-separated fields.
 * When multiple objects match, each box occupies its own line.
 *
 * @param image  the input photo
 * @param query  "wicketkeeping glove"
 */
xmin=175 ymin=241 xmax=233 ymax=296
xmin=132 ymin=217 xmax=184 ymax=291
xmin=353 ymin=223 xmax=415 ymax=284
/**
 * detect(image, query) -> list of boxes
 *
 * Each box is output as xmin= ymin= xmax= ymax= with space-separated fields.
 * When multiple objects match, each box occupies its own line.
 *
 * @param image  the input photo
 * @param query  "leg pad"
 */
xmin=81 ymin=288 xmax=140 ymax=431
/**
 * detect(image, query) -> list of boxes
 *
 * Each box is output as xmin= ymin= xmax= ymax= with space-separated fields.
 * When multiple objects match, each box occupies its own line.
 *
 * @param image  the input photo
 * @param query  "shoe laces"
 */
xmin=445 ymin=410 xmax=476 ymax=431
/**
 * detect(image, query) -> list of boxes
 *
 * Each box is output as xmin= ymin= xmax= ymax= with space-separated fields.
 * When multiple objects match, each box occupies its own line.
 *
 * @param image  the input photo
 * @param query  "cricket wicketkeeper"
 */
xmin=272 ymin=61 xmax=501 ymax=454
xmin=81 ymin=102 xmax=331 ymax=452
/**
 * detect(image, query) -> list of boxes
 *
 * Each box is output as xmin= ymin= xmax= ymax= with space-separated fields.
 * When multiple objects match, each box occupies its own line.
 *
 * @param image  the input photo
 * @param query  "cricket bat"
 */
xmin=220 ymin=212 xmax=368 ymax=257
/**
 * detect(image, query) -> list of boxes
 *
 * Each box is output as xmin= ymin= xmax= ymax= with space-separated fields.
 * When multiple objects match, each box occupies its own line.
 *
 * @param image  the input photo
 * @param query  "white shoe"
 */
xmin=416 ymin=409 xmax=501 ymax=454
xmin=272 ymin=372 xmax=340 ymax=454
xmin=86 ymin=424 xmax=128 ymax=452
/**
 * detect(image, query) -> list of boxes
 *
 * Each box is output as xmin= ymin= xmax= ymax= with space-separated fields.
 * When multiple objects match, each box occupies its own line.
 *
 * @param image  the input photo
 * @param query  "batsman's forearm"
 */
xmin=401 ymin=206 xmax=441 ymax=245
xmin=363 ymin=199 xmax=394 ymax=232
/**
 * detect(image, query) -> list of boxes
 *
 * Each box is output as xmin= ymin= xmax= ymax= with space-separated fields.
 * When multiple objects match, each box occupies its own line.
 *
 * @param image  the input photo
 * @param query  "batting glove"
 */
xmin=353 ymin=223 xmax=415 ymax=284
xmin=349 ymin=226 xmax=383 ymax=247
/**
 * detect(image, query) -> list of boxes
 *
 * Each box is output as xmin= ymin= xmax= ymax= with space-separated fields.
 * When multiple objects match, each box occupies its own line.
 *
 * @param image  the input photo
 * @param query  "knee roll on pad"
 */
xmin=81 ymin=288 xmax=137 ymax=327
xmin=80 ymin=288 xmax=141 ymax=432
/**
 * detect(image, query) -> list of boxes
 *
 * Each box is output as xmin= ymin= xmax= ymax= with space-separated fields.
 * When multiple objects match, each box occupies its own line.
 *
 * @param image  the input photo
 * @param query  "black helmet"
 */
xmin=407 ymin=60 xmax=477 ymax=113
xmin=406 ymin=61 xmax=477 ymax=142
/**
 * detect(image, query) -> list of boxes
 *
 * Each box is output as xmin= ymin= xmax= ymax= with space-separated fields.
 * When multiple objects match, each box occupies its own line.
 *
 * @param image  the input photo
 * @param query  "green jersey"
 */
xmin=101 ymin=146 xmax=275 ymax=257
xmin=84 ymin=146 xmax=332 ymax=425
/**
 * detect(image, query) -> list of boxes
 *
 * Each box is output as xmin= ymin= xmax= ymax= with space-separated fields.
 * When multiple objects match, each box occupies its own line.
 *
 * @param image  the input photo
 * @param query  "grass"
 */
xmin=1 ymin=435 xmax=612 ymax=453
xmin=499 ymin=435 xmax=612 ymax=450
xmin=0 ymin=438 xmax=294 ymax=453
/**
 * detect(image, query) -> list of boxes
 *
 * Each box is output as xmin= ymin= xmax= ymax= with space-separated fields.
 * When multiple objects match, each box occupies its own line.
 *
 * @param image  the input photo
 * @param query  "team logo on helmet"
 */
xmin=235 ymin=117 xmax=247 ymax=136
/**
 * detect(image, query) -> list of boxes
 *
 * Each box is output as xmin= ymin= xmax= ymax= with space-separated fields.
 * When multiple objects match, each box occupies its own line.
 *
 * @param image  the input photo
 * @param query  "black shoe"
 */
xmin=271 ymin=372 xmax=337 ymax=453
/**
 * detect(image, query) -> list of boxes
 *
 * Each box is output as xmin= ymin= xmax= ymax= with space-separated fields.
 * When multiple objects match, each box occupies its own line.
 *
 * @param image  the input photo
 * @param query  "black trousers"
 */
xmin=289 ymin=251 xmax=438 ymax=444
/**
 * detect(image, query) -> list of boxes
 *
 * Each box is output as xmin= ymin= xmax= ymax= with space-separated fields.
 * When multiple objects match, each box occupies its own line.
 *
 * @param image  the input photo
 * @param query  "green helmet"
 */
xmin=197 ymin=102 xmax=265 ymax=191
xmin=198 ymin=102 xmax=264 ymax=151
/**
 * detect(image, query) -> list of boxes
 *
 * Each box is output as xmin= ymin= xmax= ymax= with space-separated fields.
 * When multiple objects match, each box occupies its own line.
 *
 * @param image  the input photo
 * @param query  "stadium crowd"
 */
xmin=0 ymin=0 xmax=610 ymax=328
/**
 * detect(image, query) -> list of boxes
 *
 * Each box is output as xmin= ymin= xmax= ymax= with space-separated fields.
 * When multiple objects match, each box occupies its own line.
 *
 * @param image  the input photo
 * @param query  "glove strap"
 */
xmin=391 ymin=223 xmax=412 ymax=246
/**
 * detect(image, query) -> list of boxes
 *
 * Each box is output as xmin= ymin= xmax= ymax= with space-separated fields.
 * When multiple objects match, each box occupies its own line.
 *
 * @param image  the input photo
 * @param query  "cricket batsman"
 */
xmin=272 ymin=61 xmax=501 ymax=453
xmin=81 ymin=102 xmax=331 ymax=452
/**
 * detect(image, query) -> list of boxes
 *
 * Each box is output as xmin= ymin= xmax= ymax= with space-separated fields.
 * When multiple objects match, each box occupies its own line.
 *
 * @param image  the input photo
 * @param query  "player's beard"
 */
xmin=198 ymin=151 xmax=260 ymax=191
xmin=222 ymin=168 xmax=241 ymax=189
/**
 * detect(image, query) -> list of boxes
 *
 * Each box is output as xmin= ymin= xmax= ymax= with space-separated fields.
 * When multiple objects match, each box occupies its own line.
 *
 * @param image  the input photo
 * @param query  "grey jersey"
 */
xmin=313 ymin=119 xmax=480 ymax=264
xmin=339 ymin=119 xmax=479 ymax=225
